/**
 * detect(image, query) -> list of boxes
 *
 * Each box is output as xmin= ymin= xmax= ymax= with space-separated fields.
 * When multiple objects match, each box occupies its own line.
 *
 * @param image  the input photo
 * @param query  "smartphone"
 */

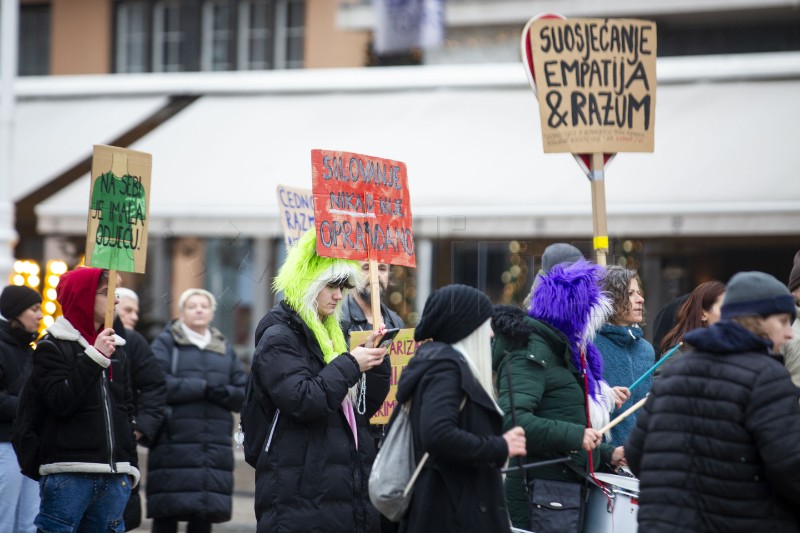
xmin=376 ymin=328 xmax=400 ymax=349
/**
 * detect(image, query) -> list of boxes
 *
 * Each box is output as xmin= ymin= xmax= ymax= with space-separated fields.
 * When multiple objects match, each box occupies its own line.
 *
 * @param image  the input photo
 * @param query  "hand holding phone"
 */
xmin=376 ymin=328 xmax=400 ymax=349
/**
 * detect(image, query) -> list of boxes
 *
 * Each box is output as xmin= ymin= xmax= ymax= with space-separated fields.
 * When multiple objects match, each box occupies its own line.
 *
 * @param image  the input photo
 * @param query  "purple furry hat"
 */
xmin=529 ymin=259 xmax=613 ymax=399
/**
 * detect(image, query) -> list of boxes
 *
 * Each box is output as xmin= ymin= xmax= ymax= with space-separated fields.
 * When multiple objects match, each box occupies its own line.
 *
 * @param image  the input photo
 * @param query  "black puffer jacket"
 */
xmin=146 ymin=321 xmax=246 ymax=523
xmin=0 ymin=319 xmax=34 ymax=441
xmin=251 ymin=301 xmax=389 ymax=533
xmin=626 ymin=320 xmax=800 ymax=532
xmin=395 ymin=342 xmax=510 ymax=533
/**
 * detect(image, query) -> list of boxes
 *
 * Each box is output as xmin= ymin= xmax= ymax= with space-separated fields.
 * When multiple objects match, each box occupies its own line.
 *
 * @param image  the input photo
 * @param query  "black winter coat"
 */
xmin=395 ymin=342 xmax=510 ymax=533
xmin=117 ymin=321 xmax=166 ymax=446
xmin=33 ymin=319 xmax=138 ymax=474
xmin=146 ymin=321 xmax=246 ymax=523
xmin=251 ymin=301 xmax=389 ymax=533
xmin=0 ymin=319 xmax=34 ymax=441
xmin=626 ymin=320 xmax=800 ymax=532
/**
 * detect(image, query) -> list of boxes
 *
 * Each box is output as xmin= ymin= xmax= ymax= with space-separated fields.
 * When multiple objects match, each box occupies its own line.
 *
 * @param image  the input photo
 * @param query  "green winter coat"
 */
xmin=492 ymin=307 xmax=613 ymax=530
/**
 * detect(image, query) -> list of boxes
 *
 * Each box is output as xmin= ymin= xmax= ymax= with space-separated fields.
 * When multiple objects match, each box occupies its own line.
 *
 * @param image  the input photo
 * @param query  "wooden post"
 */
xmin=590 ymin=153 xmax=609 ymax=267
xmin=104 ymin=269 xmax=117 ymax=329
xmin=369 ymin=259 xmax=384 ymax=331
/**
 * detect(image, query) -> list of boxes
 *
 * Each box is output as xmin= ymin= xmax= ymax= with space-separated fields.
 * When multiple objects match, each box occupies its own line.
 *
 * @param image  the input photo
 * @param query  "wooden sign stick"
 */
xmin=369 ymin=259 xmax=384 ymax=331
xmin=104 ymin=269 xmax=118 ymax=329
xmin=590 ymin=152 xmax=609 ymax=267
xmin=597 ymin=395 xmax=648 ymax=436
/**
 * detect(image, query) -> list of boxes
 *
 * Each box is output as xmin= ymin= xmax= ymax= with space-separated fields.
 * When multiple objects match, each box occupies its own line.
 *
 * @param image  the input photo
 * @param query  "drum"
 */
xmin=583 ymin=473 xmax=639 ymax=533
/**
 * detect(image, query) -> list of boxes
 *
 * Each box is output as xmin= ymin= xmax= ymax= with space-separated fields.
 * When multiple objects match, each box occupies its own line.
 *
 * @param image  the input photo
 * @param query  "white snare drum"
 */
xmin=583 ymin=473 xmax=639 ymax=533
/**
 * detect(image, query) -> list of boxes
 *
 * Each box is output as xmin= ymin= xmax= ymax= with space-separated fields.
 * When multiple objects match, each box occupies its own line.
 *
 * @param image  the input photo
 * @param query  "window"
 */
xmin=202 ymin=1 xmax=233 ymax=71
xmin=282 ymin=0 xmax=305 ymax=69
xmin=19 ymin=4 xmax=51 ymax=76
xmin=237 ymin=0 xmax=273 ymax=70
xmin=112 ymin=0 xmax=304 ymax=73
xmin=153 ymin=1 xmax=184 ymax=72
xmin=116 ymin=1 xmax=148 ymax=73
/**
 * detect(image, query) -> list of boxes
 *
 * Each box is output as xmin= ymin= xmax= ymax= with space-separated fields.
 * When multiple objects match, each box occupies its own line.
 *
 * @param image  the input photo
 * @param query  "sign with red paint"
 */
xmin=351 ymin=328 xmax=419 ymax=424
xmin=311 ymin=149 xmax=415 ymax=268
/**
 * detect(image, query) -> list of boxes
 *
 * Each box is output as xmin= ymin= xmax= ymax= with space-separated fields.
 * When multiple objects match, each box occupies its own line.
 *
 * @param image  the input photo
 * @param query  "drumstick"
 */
xmin=628 ymin=342 xmax=682 ymax=391
xmin=597 ymin=395 xmax=648 ymax=436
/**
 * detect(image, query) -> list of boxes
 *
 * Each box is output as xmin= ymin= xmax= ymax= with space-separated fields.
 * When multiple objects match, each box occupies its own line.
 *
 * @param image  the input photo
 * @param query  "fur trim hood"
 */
xmin=272 ymin=229 xmax=360 ymax=363
xmin=528 ymin=260 xmax=612 ymax=399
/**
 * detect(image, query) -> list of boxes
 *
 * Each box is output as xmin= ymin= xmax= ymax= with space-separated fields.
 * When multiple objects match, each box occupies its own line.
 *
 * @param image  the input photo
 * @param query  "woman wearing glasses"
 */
xmin=249 ymin=229 xmax=390 ymax=533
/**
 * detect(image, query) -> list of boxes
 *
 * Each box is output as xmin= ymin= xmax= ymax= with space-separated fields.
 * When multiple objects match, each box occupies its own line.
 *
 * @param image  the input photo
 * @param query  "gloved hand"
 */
xmin=205 ymin=384 xmax=228 ymax=405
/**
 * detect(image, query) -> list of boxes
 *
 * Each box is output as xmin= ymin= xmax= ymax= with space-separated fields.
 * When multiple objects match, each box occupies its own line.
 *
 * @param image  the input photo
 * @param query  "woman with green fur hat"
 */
xmin=250 ymin=229 xmax=390 ymax=533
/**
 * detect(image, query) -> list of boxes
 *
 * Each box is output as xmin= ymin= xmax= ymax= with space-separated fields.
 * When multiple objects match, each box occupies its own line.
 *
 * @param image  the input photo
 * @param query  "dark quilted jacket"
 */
xmin=250 ymin=301 xmax=389 ymax=533
xmin=626 ymin=320 xmax=800 ymax=532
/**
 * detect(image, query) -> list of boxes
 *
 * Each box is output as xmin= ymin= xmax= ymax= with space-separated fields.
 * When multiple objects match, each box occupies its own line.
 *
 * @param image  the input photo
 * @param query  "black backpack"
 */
xmin=11 ymin=377 xmax=45 ymax=481
xmin=239 ymin=362 xmax=277 ymax=468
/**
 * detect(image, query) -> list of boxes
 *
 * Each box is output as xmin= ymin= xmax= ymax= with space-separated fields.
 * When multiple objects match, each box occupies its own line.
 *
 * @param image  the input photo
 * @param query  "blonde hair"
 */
xmin=452 ymin=318 xmax=502 ymax=413
xmin=178 ymin=288 xmax=217 ymax=313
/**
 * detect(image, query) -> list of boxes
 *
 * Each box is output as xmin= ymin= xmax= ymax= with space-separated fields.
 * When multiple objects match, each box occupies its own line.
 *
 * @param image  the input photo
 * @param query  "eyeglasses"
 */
xmin=326 ymin=281 xmax=354 ymax=291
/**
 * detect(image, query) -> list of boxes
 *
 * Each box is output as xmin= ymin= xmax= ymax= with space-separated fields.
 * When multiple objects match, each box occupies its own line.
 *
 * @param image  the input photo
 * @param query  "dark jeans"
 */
xmin=35 ymin=473 xmax=131 ymax=533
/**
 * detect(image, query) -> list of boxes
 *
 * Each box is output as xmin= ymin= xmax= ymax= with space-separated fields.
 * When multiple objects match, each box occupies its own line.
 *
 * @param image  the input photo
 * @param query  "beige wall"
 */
xmin=305 ymin=0 xmax=370 ymax=68
xmin=51 ymin=0 xmax=111 ymax=75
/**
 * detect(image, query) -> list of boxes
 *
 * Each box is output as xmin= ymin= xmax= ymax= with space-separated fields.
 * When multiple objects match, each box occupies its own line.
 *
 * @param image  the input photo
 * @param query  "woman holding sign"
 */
xmin=250 ymin=229 xmax=390 ymax=533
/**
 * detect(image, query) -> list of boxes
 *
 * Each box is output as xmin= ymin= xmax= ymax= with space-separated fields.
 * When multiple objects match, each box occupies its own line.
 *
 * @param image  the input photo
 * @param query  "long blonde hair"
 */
xmin=452 ymin=318 xmax=502 ymax=414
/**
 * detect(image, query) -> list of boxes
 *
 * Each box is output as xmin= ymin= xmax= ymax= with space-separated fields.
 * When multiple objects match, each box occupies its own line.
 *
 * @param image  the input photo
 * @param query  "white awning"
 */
xmin=13 ymin=88 xmax=167 ymax=200
xmin=31 ymin=53 xmax=800 ymax=239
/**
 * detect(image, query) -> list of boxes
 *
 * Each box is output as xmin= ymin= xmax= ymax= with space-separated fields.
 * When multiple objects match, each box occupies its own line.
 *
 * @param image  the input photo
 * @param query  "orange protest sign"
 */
xmin=311 ymin=149 xmax=415 ymax=268
xmin=351 ymin=328 xmax=418 ymax=424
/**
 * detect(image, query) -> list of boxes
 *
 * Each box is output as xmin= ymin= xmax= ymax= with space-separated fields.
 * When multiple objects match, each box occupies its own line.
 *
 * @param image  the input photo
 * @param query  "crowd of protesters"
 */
xmin=0 ymin=236 xmax=797 ymax=532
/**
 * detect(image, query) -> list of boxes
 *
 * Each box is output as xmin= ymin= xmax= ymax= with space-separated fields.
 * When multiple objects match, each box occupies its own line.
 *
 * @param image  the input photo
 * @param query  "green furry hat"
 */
xmin=273 ymin=229 xmax=361 ymax=363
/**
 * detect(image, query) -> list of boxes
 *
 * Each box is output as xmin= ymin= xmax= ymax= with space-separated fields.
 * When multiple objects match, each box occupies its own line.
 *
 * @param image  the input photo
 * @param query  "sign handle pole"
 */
xmin=104 ymin=269 xmax=117 ymax=329
xmin=590 ymin=152 xmax=609 ymax=267
xmin=369 ymin=259 xmax=384 ymax=331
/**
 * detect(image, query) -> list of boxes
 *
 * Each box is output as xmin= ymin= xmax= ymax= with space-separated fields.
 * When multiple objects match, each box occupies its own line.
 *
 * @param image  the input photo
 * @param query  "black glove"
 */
xmin=205 ymin=384 xmax=228 ymax=405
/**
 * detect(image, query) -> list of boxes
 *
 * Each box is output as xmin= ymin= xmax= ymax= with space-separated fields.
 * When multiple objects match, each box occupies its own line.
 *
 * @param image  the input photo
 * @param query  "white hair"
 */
xmin=115 ymin=287 xmax=139 ymax=303
xmin=178 ymin=288 xmax=217 ymax=313
xmin=301 ymin=263 xmax=360 ymax=319
xmin=452 ymin=318 xmax=503 ymax=414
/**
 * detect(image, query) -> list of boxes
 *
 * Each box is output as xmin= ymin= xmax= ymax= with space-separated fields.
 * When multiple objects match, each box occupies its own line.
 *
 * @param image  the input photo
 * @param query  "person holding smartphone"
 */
xmin=251 ymin=230 xmax=390 ymax=533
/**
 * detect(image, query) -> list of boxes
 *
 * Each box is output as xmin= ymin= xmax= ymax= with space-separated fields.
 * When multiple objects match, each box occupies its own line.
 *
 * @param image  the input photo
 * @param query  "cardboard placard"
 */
xmin=311 ymin=149 xmax=415 ymax=268
xmin=86 ymin=145 xmax=152 ymax=273
xmin=529 ymin=18 xmax=657 ymax=153
xmin=277 ymin=184 xmax=315 ymax=248
xmin=351 ymin=328 xmax=418 ymax=424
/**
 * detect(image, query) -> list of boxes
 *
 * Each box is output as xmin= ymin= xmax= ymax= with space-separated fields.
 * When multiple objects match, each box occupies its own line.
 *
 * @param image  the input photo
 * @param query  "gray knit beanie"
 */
xmin=721 ymin=271 xmax=796 ymax=320
xmin=541 ymin=243 xmax=584 ymax=273
xmin=788 ymin=250 xmax=800 ymax=293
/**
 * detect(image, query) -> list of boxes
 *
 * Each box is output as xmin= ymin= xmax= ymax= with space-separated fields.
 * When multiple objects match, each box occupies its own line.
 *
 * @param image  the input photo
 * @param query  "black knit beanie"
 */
xmin=0 ymin=285 xmax=42 ymax=321
xmin=721 ymin=271 xmax=796 ymax=320
xmin=788 ymin=250 xmax=800 ymax=293
xmin=414 ymin=284 xmax=492 ymax=343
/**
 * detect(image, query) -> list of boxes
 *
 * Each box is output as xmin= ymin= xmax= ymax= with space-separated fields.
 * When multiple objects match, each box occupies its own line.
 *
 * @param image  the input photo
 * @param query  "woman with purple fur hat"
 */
xmin=492 ymin=260 xmax=627 ymax=532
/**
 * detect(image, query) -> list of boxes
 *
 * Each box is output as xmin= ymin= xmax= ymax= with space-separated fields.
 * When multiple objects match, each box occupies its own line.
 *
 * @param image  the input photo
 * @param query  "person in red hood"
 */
xmin=30 ymin=266 xmax=139 ymax=532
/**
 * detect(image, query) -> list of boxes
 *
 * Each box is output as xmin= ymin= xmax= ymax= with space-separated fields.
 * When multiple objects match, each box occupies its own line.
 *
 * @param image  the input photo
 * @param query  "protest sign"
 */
xmin=311 ymin=149 xmax=415 ymax=268
xmin=86 ymin=145 xmax=151 ymax=273
xmin=277 ymin=184 xmax=314 ymax=248
xmin=351 ymin=328 xmax=418 ymax=424
xmin=529 ymin=18 xmax=657 ymax=154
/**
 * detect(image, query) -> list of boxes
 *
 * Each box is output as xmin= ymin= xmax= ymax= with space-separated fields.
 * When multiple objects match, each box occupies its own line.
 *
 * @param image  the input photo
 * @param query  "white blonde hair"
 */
xmin=178 ymin=288 xmax=217 ymax=313
xmin=115 ymin=287 xmax=139 ymax=303
xmin=452 ymin=318 xmax=502 ymax=414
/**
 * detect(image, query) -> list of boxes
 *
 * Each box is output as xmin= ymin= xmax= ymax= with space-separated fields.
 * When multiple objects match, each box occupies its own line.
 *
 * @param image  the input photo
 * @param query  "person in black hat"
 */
xmin=626 ymin=271 xmax=800 ymax=533
xmin=0 ymin=284 xmax=43 ymax=533
xmin=392 ymin=284 xmax=526 ymax=533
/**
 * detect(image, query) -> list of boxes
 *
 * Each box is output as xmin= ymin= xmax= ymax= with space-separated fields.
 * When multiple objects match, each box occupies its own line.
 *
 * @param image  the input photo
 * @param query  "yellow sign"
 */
xmin=351 ymin=328 xmax=418 ymax=424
